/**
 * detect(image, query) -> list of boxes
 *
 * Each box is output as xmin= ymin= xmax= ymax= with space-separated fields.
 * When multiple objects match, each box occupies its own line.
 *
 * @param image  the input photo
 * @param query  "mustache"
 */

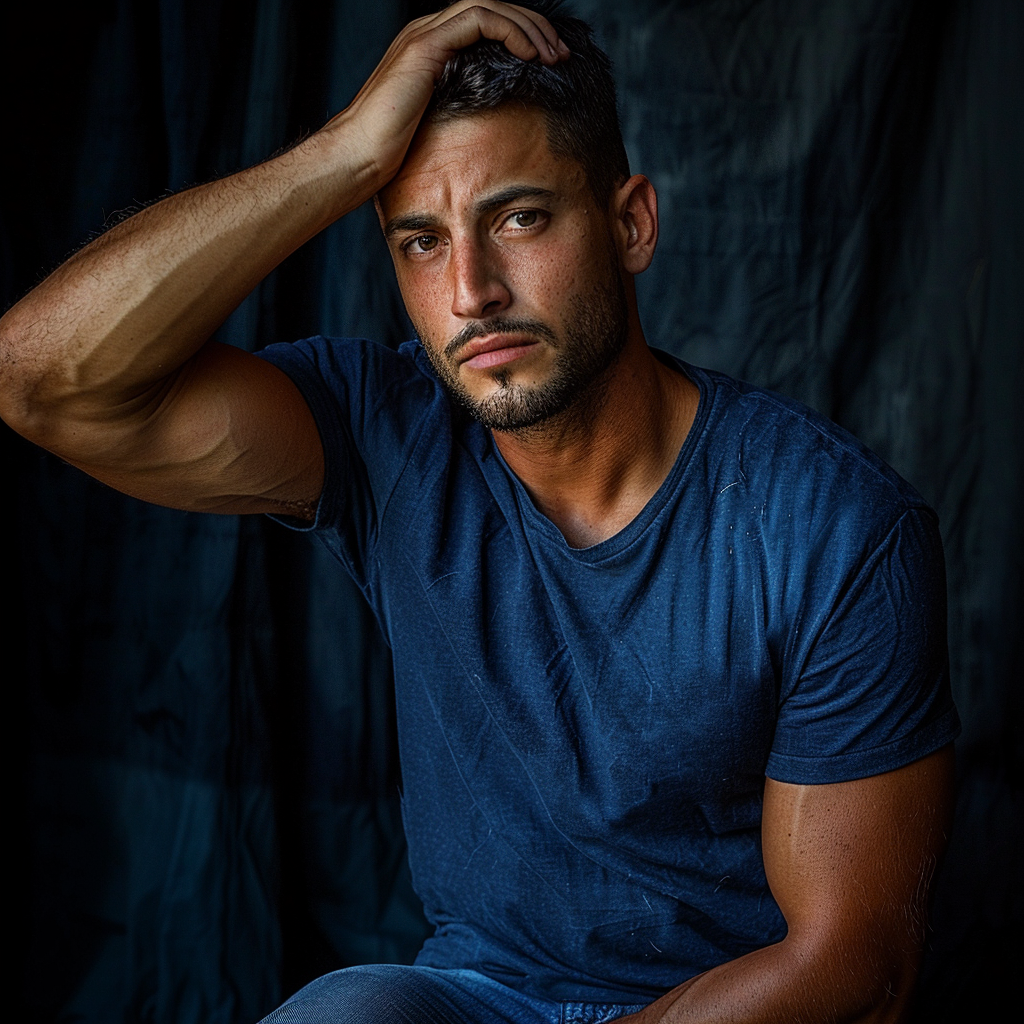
xmin=443 ymin=316 xmax=558 ymax=361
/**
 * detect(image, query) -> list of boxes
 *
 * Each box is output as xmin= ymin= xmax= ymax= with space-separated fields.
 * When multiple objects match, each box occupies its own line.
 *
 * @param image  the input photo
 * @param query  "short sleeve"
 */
xmin=255 ymin=336 xmax=439 ymax=588
xmin=766 ymin=507 xmax=961 ymax=784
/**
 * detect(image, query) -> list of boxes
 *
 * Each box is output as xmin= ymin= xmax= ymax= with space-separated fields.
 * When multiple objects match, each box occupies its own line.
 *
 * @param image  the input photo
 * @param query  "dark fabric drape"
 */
xmin=2 ymin=1 xmax=1020 ymax=1021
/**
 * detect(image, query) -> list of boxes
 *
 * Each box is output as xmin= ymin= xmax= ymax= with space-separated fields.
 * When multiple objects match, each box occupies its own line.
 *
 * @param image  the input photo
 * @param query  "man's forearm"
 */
xmin=0 ymin=113 xmax=375 ymax=454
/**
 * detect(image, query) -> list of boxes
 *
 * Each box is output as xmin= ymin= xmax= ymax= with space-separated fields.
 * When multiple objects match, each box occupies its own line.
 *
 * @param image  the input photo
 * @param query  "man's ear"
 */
xmin=611 ymin=174 xmax=658 ymax=275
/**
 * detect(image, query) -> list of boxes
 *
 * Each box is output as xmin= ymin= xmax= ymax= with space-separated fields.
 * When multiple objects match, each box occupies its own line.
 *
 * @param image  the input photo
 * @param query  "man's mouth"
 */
xmin=458 ymin=334 xmax=541 ymax=370
xmin=443 ymin=316 xmax=557 ymax=368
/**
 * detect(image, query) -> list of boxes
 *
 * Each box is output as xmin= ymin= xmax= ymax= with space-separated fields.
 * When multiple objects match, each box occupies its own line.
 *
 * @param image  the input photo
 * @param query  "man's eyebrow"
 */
xmin=383 ymin=213 xmax=437 ymax=238
xmin=383 ymin=186 xmax=558 ymax=238
xmin=472 ymin=185 xmax=557 ymax=216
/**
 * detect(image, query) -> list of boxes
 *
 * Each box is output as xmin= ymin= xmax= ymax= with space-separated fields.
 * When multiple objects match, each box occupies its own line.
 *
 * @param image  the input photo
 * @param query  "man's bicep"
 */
xmin=761 ymin=746 xmax=955 ymax=1010
xmin=71 ymin=341 xmax=324 ymax=518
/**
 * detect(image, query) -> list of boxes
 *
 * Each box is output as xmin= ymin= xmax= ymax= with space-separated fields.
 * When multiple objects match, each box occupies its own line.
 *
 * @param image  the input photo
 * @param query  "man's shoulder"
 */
xmin=682 ymin=360 xmax=932 ymax=522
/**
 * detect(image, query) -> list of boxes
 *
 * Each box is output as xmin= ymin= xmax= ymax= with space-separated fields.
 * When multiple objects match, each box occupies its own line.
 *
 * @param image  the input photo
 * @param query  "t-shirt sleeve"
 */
xmin=766 ymin=505 xmax=961 ymax=784
xmin=255 ymin=336 xmax=438 ymax=588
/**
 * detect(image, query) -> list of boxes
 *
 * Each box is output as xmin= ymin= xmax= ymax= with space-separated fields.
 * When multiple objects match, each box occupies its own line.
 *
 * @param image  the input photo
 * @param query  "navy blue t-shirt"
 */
xmin=258 ymin=336 xmax=960 ymax=1002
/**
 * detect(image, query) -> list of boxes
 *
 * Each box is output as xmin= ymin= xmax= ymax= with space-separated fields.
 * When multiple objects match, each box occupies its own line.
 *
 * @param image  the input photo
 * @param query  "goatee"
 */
xmin=417 ymin=274 xmax=630 ymax=434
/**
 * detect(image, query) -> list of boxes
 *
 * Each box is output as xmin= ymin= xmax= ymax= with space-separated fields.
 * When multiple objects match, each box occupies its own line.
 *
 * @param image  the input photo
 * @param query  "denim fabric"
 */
xmin=259 ymin=966 xmax=647 ymax=1024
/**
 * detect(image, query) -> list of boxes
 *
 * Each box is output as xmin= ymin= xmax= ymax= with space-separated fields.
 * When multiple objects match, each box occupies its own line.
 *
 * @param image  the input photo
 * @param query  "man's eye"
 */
xmin=511 ymin=210 xmax=539 ymax=228
xmin=408 ymin=235 xmax=439 ymax=253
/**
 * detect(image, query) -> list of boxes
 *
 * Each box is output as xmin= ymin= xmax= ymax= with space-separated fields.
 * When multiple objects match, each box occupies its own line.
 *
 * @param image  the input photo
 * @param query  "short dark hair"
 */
xmin=427 ymin=1 xmax=630 ymax=201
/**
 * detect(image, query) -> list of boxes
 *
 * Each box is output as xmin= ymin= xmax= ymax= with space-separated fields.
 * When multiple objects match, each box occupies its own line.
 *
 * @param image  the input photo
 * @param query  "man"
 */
xmin=0 ymin=2 xmax=959 ymax=1021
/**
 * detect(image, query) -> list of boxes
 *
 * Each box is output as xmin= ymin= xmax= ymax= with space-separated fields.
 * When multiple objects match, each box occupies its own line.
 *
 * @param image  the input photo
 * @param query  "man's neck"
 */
xmin=491 ymin=332 xmax=699 ymax=549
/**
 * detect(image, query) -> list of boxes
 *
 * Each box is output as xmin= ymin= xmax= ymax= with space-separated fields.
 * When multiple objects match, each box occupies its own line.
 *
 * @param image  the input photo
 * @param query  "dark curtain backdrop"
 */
xmin=2 ymin=1 xmax=1020 ymax=1021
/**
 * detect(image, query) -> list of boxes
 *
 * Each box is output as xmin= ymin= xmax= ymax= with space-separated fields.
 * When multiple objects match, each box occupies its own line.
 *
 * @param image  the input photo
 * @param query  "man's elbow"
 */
xmin=0 ymin=305 xmax=139 ymax=460
xmin=0 ymin=309 xmax=57 ymax=445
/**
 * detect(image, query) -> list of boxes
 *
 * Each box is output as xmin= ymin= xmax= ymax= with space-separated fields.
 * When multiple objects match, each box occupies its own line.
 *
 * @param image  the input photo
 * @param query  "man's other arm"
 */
xmin=0 ymin=2 xmax=565 ymax=519
xmin=628 ymin=745 xmax=955 ymax=1024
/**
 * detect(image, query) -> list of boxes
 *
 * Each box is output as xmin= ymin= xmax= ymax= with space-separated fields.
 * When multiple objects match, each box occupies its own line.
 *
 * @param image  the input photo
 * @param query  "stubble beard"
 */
xmin=416 ymin=272 xmax=630 ymax=436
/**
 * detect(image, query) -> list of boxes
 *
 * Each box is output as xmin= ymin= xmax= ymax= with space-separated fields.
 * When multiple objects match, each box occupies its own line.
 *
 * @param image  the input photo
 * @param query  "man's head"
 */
xmin=427 ymin=1 xmax=631 ymax=204
xmin=378 ymin=3 xmax=657 ymax=436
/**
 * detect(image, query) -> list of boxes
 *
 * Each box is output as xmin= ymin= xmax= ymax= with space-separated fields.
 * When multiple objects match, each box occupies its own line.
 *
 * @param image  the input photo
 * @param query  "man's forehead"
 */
xmin=377 ymin=107 xmax=586 ymax=226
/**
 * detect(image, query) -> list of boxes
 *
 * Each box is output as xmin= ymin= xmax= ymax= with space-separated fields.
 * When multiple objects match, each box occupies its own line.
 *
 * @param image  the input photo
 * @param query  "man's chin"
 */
xmin=456 ymin=379 xmax=580 ymax=433
xmin=425 ymin=350 xmax=565 ymax=432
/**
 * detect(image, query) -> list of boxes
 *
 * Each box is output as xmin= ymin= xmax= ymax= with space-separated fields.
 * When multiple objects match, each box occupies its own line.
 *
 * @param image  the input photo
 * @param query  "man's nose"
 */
xmin=450 ymin=240 xmax=511 ymax=320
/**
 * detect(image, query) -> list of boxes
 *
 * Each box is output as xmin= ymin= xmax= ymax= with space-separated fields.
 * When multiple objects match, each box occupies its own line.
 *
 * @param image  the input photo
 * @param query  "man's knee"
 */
xmin=259 ymin=964 xmax=475 ymax=1024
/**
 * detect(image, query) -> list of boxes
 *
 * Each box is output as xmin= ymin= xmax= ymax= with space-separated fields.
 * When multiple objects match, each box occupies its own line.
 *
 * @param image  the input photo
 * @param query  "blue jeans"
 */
xmin=259 ymin=965 xmax=650 ymax=1024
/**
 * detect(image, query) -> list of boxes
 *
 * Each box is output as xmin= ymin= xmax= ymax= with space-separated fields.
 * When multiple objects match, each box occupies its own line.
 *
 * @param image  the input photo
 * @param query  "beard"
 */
xmin=415 ymin=272 xmax=630 ymax=434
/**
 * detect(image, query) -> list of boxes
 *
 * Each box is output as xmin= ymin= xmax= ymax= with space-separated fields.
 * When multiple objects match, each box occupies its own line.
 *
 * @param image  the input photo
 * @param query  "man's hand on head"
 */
xmin=330 ymin=2 xmax=569 ymax=191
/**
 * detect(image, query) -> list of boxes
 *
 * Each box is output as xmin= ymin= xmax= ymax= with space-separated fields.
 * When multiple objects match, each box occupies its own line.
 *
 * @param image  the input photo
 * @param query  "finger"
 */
xmin=435 ymin=2 xmax=564 ymax=64
xmin=430 ymin=6 xmax=548 ymax=64
xmin=488 ymin=2 xmax=561 ymax=62
xmin=502 ymin=2 xmax=569 ymax=57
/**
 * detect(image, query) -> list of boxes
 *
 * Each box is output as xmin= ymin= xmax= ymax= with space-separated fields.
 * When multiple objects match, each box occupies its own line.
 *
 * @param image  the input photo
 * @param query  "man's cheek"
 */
xmin=508 ymin=237 xmax=588 ymax=308
xmin=404 ymin=280 xmax=455 ymax=339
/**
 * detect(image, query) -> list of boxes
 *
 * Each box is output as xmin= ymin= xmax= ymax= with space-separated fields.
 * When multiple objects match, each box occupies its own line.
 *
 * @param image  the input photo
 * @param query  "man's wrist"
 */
xmin=305 ymin=108 xmax=400 ymax=215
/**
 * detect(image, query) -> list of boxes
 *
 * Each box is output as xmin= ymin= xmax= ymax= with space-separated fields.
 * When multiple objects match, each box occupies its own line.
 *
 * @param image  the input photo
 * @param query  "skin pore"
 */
xmin=377 ymin=106 xmax=699 ymax=548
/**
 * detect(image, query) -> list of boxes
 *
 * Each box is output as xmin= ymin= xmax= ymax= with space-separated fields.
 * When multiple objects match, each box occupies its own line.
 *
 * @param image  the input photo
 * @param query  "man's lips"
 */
xmin=457 ymin=334 xmax=542 ymax=370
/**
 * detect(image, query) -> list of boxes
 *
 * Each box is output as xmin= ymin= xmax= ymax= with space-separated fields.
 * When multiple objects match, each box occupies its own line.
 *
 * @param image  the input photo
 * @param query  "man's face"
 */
xmin=378 ymin=106 xmax=629 ymax=432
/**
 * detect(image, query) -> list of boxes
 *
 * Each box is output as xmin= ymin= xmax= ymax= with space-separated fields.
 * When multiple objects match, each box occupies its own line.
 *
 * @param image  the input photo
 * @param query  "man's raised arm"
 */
xmin=0 ymin=2 xmax=566 ymax=519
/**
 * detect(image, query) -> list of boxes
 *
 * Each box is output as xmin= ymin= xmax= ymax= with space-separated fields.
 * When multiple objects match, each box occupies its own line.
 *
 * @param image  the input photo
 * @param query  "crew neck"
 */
xmin=489 ymin=354 xmax=713 ymax=564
